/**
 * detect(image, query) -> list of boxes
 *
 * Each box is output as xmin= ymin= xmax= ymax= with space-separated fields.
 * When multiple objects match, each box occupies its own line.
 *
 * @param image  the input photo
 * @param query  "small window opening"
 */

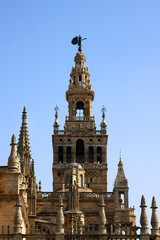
xmin=65 ymin=175 xmax=71 ymax=187
xmin=90 ymin=177 xmax=92 ymax=183
xmin=76 ymin=139 xmax=84 ymax=163
xmin=76 ymin=101 xmax=84 ymax=117
xmin=58 ymin=147 xmax=63 ymax=163
xmin=79 ymin=75 xmax=82 ymax=86
xmin=67 ymin=147 xmax=71 ymax=163
xmin=97 ymin=147 xmax=102 ymax=164
xmin=89 ymin=147 xmax=94 ymax=163
xmin=119 ymin=192 xmax=125 ymax=209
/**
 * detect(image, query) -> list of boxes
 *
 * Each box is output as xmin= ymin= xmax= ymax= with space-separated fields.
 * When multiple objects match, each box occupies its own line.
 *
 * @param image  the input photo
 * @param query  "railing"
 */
xmin=66 ymin=116 xmax=95 ymax=121
xmin=38 ymin=192 xmax=113 ymax=200
xmin=54 ymin=129 xmax=106 ymax=135
xmin=0 ymin=224 xmax=140 ymax=240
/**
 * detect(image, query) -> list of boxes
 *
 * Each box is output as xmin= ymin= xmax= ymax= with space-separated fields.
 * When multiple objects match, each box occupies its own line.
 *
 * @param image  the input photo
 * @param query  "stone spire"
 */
xmin=8 ymin=134 xmax=20 ymax=172
xmin=151 ymin=196 xmax=159 ymax=235
xmin=98 ymin=195 xmax=107 ymax=234
xmin=56 ymin=195 xmax=64 ymax=234
xmin=17 ymin=107 xmax=31 ymax=175
xmin=140 ymin=195 xmax=149 ymax=234
xmin=114 ymin=155 xmax=128 ymax=187
xmin=14 ymin=195 xmax=23 ymax=233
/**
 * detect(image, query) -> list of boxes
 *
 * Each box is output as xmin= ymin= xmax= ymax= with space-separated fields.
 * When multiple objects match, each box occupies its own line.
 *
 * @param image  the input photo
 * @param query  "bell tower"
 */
xmin=52 ymin=36 xmax=108 ymax=192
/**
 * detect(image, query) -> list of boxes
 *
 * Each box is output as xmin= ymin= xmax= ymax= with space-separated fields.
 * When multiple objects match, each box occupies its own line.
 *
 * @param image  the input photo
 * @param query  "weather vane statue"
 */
xmin=71 ymin=35 xmax=87 ymax=52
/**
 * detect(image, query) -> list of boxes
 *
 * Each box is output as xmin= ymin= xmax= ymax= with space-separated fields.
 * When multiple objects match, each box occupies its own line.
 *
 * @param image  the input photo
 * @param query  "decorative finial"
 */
xmin=54 ymin=105 xmax=59 ymax=120
xmin=101 ymin=106 xmax=107 ymax=121
xmin=151 ymin=196 xmax=159 ymax=235
xmin=140 ymin=195 xmax=149 ymax=234
xmin=98 ymin=195 xmax=107 ymax=234
xmin=56 ymin=195 xmax=64 ymax=234
xmin=14 ymin=195 xmax=22 ymax=233
xmin=71 ymin=35 xmax=87 ymax=52
xmin=8 ymin=134 xmax=20 ymax=172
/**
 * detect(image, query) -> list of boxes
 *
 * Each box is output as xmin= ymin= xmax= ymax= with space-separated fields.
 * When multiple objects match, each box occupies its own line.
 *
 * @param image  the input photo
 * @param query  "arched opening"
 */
xmin=79 ymin=75 xmax=82 ymax=85
xmin=66 ymin=147 xmax=71 ymax=163
xmin=97 ymin=147 xmax=102 ymax=164
xmin=58 ymin=147 xmax=63 ymax=163
xmin=89 ymin=147 xmax=94 ymax=163
xmin=76 ymin=101 xmax=84 ymax=117
xmin=76 ymin=139 xmax=84 ymax=163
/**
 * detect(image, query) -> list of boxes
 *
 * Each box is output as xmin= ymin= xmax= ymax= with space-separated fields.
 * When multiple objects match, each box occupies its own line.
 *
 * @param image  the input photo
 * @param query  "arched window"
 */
xmin=76 ymin=139 xmax=84 ymax=163
xmin=76 ymin=101 xmax=84 ymax=116
xmin=58 ymin=147 xmax=63 ymax=163
xmin=89 ymin=147 xmax=94 ymax=163
xmin=97 ymin=147 xmax=102 ymax=164
xmin=67 ymin=147 xmax=71 ymax=163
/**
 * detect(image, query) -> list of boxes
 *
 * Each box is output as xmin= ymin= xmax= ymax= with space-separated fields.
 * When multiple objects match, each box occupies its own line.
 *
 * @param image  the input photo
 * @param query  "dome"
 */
xmin=65 ymin=163 xmax=83 ymax=169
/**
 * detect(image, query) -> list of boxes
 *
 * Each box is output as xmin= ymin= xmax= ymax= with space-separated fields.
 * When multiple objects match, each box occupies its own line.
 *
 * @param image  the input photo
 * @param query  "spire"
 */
xmin=8 ymin=134 xmax=20 ymax=172
xmin=98 ymin=195 xmax=107 ymax=234
xmin=17 ymin=107 xmax=31 ymax=175
xmin=56 ymin=195 xmax=64 ymax=234
xmin=114 ymin=154 xmax=128 ymax=187
xmin=14 ymin=195 xmax=23 ymax=233
xmin=140 ymin=195 xmax=149 ymax=234
xmin=151 ymin=196 xmax=159 ymax=235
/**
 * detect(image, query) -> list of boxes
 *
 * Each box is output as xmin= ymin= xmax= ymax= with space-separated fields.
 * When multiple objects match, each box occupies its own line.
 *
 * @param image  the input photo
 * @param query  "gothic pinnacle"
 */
xmin=8 ymin=134 xmax=20 ymax=172
xmin=17 ymin=106 xmax=31 ymax=175
xmin=151 ymin=196 xmax=159 ymax=235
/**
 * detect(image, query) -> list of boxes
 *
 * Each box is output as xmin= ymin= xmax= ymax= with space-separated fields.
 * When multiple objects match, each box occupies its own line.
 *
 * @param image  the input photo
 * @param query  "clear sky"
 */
xmin=0 ymin=0 xmax=160 ymax=227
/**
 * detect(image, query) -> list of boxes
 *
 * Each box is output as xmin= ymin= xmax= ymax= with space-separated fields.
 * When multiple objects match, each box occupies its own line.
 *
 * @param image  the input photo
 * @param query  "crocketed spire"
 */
xmin=56 ymin=195 xmax=64 ymax=234
xmin=151 ymin=196 xmax=159 ymax=235
xmin=17 ymin=107 xmax=31 ymax=175
xmin=8 ymin=134 xmax=20 ymax=172
xmin=98 ymin=195 xmax=107 ymax=234
xmin=140 ymin=195 xmax=149 ymax=234
xmin=114 ymin=156 xmax=128 ymax=187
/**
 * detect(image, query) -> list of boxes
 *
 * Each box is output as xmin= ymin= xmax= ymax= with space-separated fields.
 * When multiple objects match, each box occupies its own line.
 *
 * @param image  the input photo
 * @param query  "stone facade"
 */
xmin=0 ymin=47 xmax=160 ymax=240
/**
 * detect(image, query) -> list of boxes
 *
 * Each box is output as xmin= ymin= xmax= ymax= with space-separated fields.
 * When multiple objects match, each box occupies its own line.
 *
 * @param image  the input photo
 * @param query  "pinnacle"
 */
xmin=140 ymin=195 xmax=147 ymax=208
xmin=11 ymin=134 xmax=16 ymax=145
xmin=151 ymin=196 xmax=157 ymax=209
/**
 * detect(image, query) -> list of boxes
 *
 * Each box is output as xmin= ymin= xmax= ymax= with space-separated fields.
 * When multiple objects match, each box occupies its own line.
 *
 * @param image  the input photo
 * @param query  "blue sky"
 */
xmin=0 ymin=1 xmax=160 ymax=226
